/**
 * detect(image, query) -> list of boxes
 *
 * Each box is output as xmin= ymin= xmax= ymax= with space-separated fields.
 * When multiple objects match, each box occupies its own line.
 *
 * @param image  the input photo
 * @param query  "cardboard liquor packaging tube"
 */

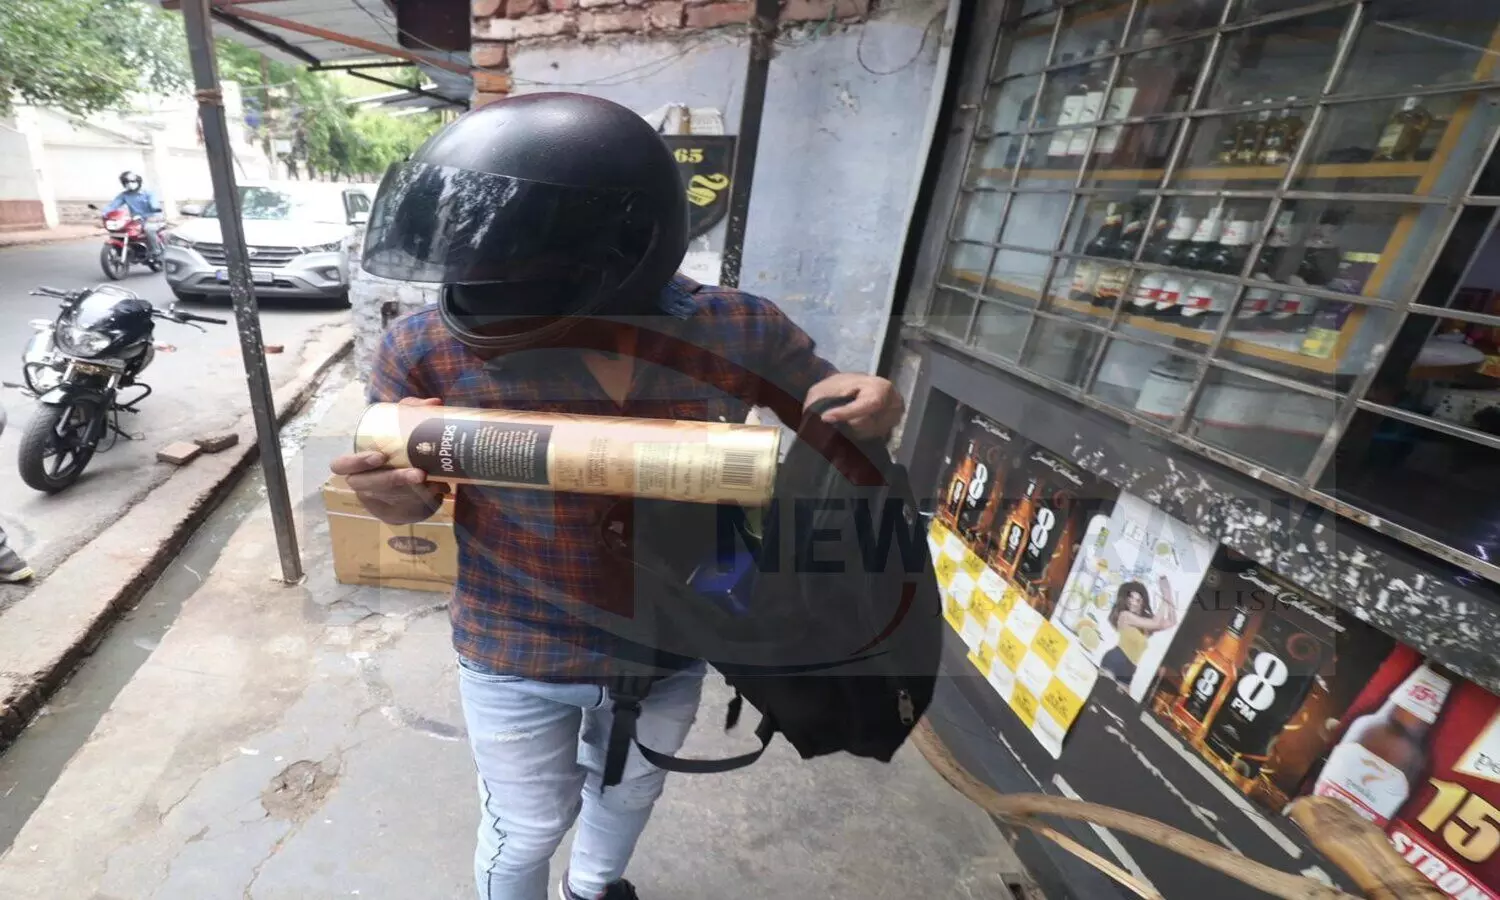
xmin=354 ymin=403 xmax=782 ymax=505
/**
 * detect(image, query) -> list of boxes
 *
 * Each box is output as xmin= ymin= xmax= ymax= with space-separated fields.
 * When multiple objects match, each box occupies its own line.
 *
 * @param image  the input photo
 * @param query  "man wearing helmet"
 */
xmin=104 ymin=171 xmax=164 ymax=261
xmin=329 ymin=93 xmax=902 ymax=900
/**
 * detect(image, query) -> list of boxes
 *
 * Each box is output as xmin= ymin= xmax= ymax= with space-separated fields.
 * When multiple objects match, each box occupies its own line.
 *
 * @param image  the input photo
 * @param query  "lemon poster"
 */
xmin=1050 ymin=491 xmax=1216 ymax=701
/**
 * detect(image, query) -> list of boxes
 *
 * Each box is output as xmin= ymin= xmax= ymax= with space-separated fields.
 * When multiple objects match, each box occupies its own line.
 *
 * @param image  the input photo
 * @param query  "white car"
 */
xmin=162 ymin=182 xmax=373 ymax=304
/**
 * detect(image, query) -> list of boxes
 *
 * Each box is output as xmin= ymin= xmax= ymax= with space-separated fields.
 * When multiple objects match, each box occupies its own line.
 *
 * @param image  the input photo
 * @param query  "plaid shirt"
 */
xmin=367 ymin=274 xmax=837 ymax=682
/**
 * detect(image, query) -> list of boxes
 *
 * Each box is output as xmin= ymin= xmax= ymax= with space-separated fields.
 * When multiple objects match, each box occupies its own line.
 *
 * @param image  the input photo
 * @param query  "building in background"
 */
xmin=0 ymin=82 xmax=271 ymax=231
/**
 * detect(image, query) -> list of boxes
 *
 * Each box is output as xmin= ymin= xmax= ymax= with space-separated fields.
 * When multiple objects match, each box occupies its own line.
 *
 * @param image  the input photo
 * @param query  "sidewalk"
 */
xmin=0 ymin=380 xmax=1025 ymax=900
xmin=0 ymin=224 xmax=99 ymax=248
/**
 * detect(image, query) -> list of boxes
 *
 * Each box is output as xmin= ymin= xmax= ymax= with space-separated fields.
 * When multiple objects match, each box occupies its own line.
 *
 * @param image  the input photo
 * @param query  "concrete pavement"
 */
xmin=0 ymin=379 xmax=1030 ymax=900
xmin=0 ymin=225 xmax=101 ymax=248
xmin=0 ymin=238 xmax=347 ymax=592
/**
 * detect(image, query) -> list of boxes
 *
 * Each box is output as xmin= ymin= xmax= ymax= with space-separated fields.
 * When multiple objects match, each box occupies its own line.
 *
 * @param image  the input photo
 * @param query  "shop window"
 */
xmin=1187 ymin=365 xmax=1343 ymax=475
xmin=1090 ymin=342 xmax=1203 ymax=419
xmin=1021 ymin=317 xmax=1105 ymax=387
xmin=992 ymin=8 xmax=1059 ymax=81
xmin=910 ymin=0 xmax=1500 ymax=574
xmin=973 ymin=299 xmax=1033 ymax=360
xmin=1333 ymin=1 xmax=1500 ymax=97
xmin=925 ymin=287 xmax=977 ymax=340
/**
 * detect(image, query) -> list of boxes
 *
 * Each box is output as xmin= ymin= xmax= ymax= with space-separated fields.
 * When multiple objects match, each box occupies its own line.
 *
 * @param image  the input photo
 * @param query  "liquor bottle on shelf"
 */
xmin=1176 ymin=199 xmax=1227 ymax=270
xmin=1069 ymin=202 xmax=1123 ymax=304
xmin=1169 ymin=604 xmax=1250 ymax=742
xmin=1147 ymin=207 xmax=1205 ymax=316
xmin=1067 ymin=41 xmax=1118 ymax=158
xmin=1095 ymin=30 xmax=1163 ymax=164
xmin=1258 ymin=97 xmax=1303 ymax=166
xmin=1003 ymin=89 xmax=1040 ymax=168
xmin=1127 ymin=208 xmax=1174 ymax=314
xmin=1237 ymin=208 xmax=1297 ymax=323
xmin=1373 ymin=95 xmax=1434 ymax=162
xmin=1046 ymin=52 xmax=1086 ymax=162
xmin=1204 ymin=608 xmax=1327 ymax=778
xmin=1217 ymin=101 xmax=1256 ymax=165
xmin=1312 ymin=662 xmax=1453 ymax=827
xmin=1267 ymin=208 xmax=1343 ymax=332
xmin=1235 ymin=101 xmax=1276 ymax=165
xmin=1182 ymin=208 xmax=1255 ymax=325
xmin=1094 ymin=202 xmax=1149 ymax=308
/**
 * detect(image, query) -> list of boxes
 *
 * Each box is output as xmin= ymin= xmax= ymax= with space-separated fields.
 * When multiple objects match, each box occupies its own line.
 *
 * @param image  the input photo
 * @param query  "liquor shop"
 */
xmin=883 ymin=1 xmax=1500 ymax=897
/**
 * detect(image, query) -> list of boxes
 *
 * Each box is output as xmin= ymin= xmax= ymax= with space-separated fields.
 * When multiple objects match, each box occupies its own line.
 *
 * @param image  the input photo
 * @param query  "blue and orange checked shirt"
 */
xmin=366 ymin=274 xmax=837 ymax=682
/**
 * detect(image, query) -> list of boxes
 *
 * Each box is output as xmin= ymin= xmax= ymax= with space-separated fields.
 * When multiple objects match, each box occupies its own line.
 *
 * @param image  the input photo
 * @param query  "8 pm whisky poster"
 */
xmin=1146 ymin=548 xmax=1395 ymax=813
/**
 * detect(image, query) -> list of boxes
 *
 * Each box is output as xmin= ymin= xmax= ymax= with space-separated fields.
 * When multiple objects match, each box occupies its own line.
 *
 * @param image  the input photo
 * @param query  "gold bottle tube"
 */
xmin=354 ymin=403 xmax=782 ymax=505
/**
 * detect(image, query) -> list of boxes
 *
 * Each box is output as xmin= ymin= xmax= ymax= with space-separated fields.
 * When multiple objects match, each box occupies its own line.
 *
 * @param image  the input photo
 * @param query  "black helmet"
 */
xmin=120 ymin=171 xmax=142 ymax=191
xmin=362 ymin=92 xmax=688 ymax=352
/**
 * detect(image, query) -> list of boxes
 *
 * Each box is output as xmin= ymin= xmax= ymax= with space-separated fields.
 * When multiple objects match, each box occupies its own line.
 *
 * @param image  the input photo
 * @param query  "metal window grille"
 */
xmin=910 ymin=0 xmax=1500 ymax=583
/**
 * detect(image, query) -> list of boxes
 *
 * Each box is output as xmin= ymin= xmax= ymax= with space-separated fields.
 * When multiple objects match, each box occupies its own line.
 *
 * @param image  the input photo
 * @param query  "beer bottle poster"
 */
xmin=1306 ymin=645 xmax=1500 ymax=900
xmin=1049 ymin=491 xmax=1215 ymax=701
xmin=1145 ymin=549 xmax=1395 ymax=813
xmin=988 ymin=447 xmax=1115 ymax=619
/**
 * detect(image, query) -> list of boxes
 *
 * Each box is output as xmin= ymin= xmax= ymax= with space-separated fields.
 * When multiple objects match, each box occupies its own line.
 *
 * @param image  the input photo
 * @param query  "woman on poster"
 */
xmin=1100 ymin=575 xmax=1178 ymax=682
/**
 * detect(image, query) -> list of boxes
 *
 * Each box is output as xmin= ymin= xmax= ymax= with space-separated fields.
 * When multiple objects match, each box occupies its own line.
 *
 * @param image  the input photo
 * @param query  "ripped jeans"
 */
xmin=457 ymin=657 xmax=705 ymax=900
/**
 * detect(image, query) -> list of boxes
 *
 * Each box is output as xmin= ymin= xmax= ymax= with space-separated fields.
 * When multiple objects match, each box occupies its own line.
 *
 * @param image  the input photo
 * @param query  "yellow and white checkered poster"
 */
xmin=928 ymin=520 xmax=1099 ymax=758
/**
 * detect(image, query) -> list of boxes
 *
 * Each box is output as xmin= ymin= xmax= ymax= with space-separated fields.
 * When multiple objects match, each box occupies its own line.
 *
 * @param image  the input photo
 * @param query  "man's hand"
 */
xmin=804 ymin=373 xmax=904 ymax=439
xmin=329 ymin=397 xmax=448 ymax=525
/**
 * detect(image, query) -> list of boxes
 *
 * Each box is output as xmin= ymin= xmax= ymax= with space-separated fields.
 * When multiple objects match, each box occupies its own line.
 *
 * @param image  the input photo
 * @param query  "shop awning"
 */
xmin=157 ymin=0 xmax=473 ymax=108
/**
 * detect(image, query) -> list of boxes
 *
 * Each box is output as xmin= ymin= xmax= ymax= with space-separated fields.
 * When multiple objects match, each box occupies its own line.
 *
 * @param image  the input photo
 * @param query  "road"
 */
xmin=0 ymin=238 xmax=346 ymax=595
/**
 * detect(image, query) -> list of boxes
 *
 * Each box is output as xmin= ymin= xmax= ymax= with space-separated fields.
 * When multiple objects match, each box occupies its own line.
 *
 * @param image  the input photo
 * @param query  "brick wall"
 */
xmin=469 ymin=0 xmax=872 ymax=106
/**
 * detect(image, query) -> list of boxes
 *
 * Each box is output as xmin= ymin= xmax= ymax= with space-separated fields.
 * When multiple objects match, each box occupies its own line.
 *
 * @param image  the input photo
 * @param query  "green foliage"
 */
xmin=0 ymin=0 xmax=189 ymax=117
xmin=216 ymin=39 xmax=439 ymax=179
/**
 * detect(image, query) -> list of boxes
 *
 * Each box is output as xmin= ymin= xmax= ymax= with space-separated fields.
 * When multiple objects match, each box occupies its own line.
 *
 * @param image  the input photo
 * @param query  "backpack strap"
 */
xmin=634 ymin=714 xmax=777 ymax=776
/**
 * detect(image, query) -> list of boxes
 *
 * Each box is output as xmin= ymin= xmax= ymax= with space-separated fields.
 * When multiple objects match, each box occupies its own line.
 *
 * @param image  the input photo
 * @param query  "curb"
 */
xmin=0 ymin=229 xmax=102 ymax=250
xmin=0 ymin=328 xmax=353 ymax=750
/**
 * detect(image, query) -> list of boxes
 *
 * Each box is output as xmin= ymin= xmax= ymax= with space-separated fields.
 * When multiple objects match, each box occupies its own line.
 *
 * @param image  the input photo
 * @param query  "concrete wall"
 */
xmin=505 ymin=6 xmax=944 ymax=376
xmin=0 ymin=114 xmax=48 ymax=231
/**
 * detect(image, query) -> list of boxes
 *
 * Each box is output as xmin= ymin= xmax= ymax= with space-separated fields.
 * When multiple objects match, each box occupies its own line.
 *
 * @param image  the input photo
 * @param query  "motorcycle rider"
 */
xmin=0 ymin=406 xmax=35 ymax=583
xmin=104 ymin=171 xmax=164 ymax=260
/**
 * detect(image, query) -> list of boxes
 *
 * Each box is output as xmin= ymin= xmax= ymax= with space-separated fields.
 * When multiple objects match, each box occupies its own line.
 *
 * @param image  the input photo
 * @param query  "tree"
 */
xmin=0 ymin=0 xmax=189 ymax=117
xmin=217 ymin=39 xmax=439 ymax=180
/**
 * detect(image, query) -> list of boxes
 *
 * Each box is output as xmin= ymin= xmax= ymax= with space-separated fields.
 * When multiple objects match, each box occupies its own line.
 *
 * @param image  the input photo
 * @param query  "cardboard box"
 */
xmin=323 ymin=476 xmax=457 ymax=593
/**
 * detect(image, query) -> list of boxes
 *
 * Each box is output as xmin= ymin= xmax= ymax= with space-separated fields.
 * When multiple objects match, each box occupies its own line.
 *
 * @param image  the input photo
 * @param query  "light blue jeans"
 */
xmin=457 ymin=657 xmax=706 ymax=900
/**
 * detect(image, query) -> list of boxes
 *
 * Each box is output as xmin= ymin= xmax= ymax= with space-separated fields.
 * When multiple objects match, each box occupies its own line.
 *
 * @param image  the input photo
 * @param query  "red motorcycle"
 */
xmin=88 ymin=204 xmax=162 ymax=281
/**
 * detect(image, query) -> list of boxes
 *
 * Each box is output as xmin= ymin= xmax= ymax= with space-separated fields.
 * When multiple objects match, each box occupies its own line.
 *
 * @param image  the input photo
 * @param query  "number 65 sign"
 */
xmin=661 ymin=135 xmax=737 ymax=239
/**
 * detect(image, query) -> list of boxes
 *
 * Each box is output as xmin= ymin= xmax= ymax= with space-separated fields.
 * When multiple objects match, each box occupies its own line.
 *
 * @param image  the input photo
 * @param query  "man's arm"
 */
xmin=754 ymin=300 xmax=903 ymax=438
xmin=329 ymin=327 xmax=447 ymax=524
xmin=103 ymin=194 xmax=125 ymax=213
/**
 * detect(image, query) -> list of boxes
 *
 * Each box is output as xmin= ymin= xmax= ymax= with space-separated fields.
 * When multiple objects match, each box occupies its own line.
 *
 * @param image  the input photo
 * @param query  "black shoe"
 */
xmin=0 ymin=550 xmax=32 ymax=584
xmin=558 ymin=874 xmax=639 ymax=900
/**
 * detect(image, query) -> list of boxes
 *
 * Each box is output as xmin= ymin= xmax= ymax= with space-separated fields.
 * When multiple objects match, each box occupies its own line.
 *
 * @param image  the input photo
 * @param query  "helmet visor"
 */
xmin=361 ymin=161 xmax=654 ymax=298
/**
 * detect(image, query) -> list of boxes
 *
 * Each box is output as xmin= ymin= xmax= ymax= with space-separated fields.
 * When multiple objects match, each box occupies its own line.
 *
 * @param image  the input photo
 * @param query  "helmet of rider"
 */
xmin=119 ymin=171 xmax=143 ymax=192
xmin=361 ymin=92 xmax=688 ymax=354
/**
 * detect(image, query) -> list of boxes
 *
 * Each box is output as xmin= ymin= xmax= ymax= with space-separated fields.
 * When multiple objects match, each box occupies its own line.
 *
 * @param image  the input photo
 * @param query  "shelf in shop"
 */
xmin=978 ymin=160 xmax=1430 ymax=184
xmin=950 ymin=270 xmax=1340 ymax=373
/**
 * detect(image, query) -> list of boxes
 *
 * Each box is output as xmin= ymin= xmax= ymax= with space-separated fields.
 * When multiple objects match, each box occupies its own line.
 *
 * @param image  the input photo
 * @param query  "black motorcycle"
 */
xmin=17 ymin=284 xmax=225 ymax=493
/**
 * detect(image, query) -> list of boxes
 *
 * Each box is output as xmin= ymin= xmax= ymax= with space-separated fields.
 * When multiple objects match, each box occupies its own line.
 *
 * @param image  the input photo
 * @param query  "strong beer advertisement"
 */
xmin=1146 ymin=549 xmax=1395 ymax=813
xmin=1050 ymin=491 xmax=1214 ymax=701
xmin=1305 ymin=645 xmax=1500 ymax=900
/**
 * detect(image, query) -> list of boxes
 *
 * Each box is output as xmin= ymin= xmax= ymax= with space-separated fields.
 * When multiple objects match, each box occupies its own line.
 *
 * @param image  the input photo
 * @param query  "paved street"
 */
xmin=0 ymin=238 xmax=347 ymax=592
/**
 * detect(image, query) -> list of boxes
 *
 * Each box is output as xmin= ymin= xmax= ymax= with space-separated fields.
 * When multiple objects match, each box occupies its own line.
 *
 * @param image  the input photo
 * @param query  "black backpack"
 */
xmin=599 ymin=397 xmax=943 ymax=788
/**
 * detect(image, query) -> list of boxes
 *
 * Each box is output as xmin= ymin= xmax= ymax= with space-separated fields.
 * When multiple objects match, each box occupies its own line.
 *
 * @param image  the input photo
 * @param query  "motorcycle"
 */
xmin=88 ymin=204 xmax=162 ymax=281
xmin=18 ymin=284 xmax=225 ymax=493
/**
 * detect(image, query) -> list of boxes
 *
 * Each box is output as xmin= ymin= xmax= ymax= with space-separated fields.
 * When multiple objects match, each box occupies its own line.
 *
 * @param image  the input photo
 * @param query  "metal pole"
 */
xmin=179 ymin=0 xmax=304 ymax=584
xmin=719 ymin=0 xmax=780 ymax=289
